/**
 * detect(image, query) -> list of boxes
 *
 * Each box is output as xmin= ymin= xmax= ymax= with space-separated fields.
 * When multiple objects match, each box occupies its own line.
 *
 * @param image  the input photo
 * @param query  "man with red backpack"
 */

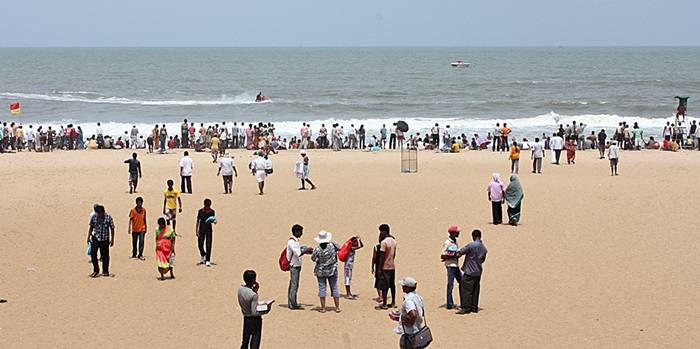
xmin=284 ymin=224 xmax=312 ymax=310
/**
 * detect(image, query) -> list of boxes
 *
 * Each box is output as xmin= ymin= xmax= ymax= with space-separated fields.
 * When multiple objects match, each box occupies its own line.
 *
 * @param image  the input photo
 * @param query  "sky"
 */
xmin=1 ymin=0 xmax=698 ymax=47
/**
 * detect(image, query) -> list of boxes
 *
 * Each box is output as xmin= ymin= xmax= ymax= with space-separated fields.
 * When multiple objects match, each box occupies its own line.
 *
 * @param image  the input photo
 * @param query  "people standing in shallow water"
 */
xmin=487 ymin=173 xmax=505 ymax=225
xmin=505 ymin=175 xmax=524 ymax=226
xmin=155 ymin=217 xmax=176 ymax=280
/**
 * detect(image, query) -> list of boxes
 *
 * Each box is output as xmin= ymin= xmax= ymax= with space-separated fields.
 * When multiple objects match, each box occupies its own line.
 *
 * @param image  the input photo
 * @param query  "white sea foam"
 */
xmin=0 ymin=92 xmax=262 ymax=106
xmin=43 ymin=112 xmax=684 ymax=139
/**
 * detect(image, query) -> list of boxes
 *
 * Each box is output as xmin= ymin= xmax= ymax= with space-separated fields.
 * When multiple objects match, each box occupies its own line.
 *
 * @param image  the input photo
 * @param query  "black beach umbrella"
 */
xmin=397 ymin=120 xmax=409 ymax=132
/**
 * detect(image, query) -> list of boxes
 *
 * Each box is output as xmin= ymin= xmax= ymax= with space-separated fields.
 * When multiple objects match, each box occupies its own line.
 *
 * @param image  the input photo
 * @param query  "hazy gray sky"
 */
xmin=1 ymin=0 xmax=698 ymax=47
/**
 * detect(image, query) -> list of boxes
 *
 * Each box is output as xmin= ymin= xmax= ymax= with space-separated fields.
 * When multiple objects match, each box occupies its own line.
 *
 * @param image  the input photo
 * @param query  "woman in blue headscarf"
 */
xmin=505 ymin=175 xmax=524 ymax=226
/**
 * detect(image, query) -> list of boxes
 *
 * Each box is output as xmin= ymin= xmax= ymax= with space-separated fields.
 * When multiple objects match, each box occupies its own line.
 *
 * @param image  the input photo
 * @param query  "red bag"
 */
xmin=279 ymin=238 xmax=292 ymax=272
xmin=279 ymin=248 xmax=290 ymax=272
xmin=338 ymin=239 xmax=353 ymax=262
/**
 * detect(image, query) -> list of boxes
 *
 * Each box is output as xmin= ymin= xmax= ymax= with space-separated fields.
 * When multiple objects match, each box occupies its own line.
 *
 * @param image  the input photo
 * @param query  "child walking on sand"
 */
xmin=344 ymin=236 xmax=364 ymax=299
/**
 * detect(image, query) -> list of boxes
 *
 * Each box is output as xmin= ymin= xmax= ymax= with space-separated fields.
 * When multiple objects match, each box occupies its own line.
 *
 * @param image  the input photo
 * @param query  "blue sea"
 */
xmin=1 ymin=47 xmax=699 ymax=137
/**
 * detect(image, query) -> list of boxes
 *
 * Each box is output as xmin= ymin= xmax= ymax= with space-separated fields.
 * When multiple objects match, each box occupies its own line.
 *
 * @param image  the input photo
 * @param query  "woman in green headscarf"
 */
xmin=505 ymin=175 xmax=524 ymax=226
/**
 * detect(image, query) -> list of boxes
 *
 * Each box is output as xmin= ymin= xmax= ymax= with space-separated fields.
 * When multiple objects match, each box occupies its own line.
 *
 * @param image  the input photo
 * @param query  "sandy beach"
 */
xmin=1 ymin=148 xmax=699 ymax=348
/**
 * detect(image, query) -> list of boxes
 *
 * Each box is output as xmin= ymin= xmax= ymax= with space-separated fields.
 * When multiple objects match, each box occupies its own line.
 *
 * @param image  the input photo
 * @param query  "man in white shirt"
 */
xmin=348 ymin=124 xmax=357 ymax=149
xmin=217 ymin=153 xmax=237 ymax=194
xmin=286 ymin=224 xmax=312 ymax=310
xmin=300 ymin=123 xmax=309 ymax=149
xmin=130 ymin=126 xmax=139 ymax=150
xmin=550 ymin=133 xmax=564 ymax=165
xmin=95 ymin=123 xmax=104 ymax=149
xmin=250 ymin=152 xmax=269 ymax=195
xmin=389 ymin=123 xmax=397 ymax=150
xmin=398 ymin=277 xmax=425 ymax=349
xmin=179 ymin=151 xmax=193 ymax=194
xmin=25 ymin=125 xmax=35 ymax=151
xmin=608 ymin=141 xmax=620 ymax=176
xmin=531 ymin=137 xmax=545 ymax=174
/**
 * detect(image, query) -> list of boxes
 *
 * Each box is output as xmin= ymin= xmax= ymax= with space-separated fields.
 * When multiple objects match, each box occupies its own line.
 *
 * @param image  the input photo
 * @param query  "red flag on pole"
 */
xmin=9 ymin=102 xmax=21 ymax=115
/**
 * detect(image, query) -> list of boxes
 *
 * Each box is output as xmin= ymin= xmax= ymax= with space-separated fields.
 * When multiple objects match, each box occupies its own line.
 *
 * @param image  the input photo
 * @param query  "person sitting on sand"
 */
xmin=155 ymin=217 xmax=176 ymax=280
xmin=646 ymin=137 xmax=660 ymax=150
xmin=451 ymin=138 xmax=460 ymax=153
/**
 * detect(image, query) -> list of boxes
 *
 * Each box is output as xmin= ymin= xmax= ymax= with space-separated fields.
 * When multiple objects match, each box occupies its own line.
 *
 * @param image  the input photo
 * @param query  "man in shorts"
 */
xmin=123 ymin=152 xmax=142 ymax=194
xmin=375 ymin=224 xmax=397 ymax=309
xmin=162 ymin=179 xmax=182 ymax=230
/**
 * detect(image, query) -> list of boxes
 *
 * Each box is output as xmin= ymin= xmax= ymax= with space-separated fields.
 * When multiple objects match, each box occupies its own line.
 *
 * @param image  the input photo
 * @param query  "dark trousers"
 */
xmin=459 ymin=274 xmax=481 ymax=312
xmin=446 ymin=266 xmax=462 ymax=308
xmin=223 ymin=175 xmax=233 ymax=193
xmin=501 ymin=136 xmax=508 ymax=151
xmin=241 ymin=316 xmax=262 ymax=349
xmin=389 ymin=134 xmax=397 ymax=149
xmin=198 ymin=230 xmax=213 ymax=262
xmin=90 ymin=238 xmax=110 ymax=274
xmin=181 ymin=175 xmax=192 ymax=193
xmin=360 ymin=135 xmax=366 ymax=149
xmin=554 ymin=149 xmax=562 ymax=164
xmin=432 ymin=134 xmax=439 ymax=147
xmin=533 ymin=157 xmax=542 ymax=173
xmin=492 ymin=137 xmax=499 ymax=151
xmin=491 ymin=200 xmax=503 ymax=224
xmin=131 ymin=232 xmax=145 ymax=257
xmin=182 ymin=133 xmax=189 ymax=148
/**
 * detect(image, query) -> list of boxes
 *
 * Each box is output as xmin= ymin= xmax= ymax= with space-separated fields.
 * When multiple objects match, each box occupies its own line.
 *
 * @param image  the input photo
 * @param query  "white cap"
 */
xmin=399 ymin=276 xmax=417 ymax=288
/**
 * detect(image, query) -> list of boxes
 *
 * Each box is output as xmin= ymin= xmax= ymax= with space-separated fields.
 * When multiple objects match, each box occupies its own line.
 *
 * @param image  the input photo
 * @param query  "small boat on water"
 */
xmin=451 ymin=60 xmax=470 ymax=68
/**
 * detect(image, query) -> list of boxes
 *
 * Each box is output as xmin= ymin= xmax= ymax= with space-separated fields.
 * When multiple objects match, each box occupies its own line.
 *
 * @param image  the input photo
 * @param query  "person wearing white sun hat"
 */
xmin=311 ymin=230 xmax=341 ymax=313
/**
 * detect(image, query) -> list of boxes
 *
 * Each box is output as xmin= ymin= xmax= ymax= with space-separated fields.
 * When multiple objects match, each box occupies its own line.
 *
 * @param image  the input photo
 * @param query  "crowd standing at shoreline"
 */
xmin=2 ymin=117 xmax=699 ymax=155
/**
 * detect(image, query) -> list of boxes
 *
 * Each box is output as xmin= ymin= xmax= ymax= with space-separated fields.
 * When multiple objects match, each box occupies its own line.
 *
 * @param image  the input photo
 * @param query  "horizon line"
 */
xmin=1 ymin=45 xmax=699 ymax=49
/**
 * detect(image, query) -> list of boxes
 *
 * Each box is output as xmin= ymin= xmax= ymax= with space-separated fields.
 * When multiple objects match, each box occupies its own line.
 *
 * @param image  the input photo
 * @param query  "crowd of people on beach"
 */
xmin=79 ymin=143 xmax=503 ymax=348
xmin=2 ymin=117 xmax=698 ymax=156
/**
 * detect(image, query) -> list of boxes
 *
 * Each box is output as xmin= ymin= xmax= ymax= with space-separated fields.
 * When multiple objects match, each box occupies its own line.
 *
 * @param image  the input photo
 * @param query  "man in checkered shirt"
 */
xmin=87 ymin=205 xmax=115 ymax=278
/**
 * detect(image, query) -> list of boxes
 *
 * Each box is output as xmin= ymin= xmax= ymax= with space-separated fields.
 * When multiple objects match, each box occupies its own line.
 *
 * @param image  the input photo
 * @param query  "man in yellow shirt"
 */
xmin=509 ymin=140 xmax=520 ymax=174
xmin=211 ymin=134 xmax=220 ymax=163
xmin=162 ymin=179 xmax=182 ymax=230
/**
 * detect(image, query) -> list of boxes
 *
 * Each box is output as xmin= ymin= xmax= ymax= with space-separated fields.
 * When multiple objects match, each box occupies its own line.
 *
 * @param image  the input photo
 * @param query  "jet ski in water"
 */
xmin=255 ymin=92 xmax=269 ymax=102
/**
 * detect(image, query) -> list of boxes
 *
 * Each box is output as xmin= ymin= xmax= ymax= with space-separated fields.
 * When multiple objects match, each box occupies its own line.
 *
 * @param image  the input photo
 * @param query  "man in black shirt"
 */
xmin=597 ymin=130 xmax=607 ymax=159
xmin=196 ymin=198 xmax=216 ymax=267
xmin=123 ymin=152 xmax=142 ymax=194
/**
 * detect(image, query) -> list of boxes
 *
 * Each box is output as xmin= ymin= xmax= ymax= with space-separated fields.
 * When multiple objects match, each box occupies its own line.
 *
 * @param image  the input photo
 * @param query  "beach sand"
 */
xmin=1 ymin=148 xmax=699 ymax=348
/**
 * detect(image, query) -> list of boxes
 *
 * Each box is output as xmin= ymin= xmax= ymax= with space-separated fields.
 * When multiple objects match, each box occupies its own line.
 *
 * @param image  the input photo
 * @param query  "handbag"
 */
xmin=402 ymin=298 xmax=433 ymax=349
xmin=86 ymin=241 xmax=92 ymax=256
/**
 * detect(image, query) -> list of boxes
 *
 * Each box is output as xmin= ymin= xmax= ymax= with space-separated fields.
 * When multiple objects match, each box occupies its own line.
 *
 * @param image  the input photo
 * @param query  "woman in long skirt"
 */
xmin=566 ymin=136 xmax=576 ymax=164
xmin=505 ymin=175 xmax=525 ymax=226
xmin=155 ymin=217 xmax=176 ymax=280
xmin=487 ymin=173 xmax=505 ymax=224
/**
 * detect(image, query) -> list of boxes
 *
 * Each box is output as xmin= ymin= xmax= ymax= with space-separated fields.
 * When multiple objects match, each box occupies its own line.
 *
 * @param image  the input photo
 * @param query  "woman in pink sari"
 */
xmin=155 ymin=217 xmax=176 ymax=280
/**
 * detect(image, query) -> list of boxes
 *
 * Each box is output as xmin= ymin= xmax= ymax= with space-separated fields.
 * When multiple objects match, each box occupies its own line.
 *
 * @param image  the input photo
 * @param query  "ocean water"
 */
xmin=1 ymin=47 xmax=699 ymax=137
